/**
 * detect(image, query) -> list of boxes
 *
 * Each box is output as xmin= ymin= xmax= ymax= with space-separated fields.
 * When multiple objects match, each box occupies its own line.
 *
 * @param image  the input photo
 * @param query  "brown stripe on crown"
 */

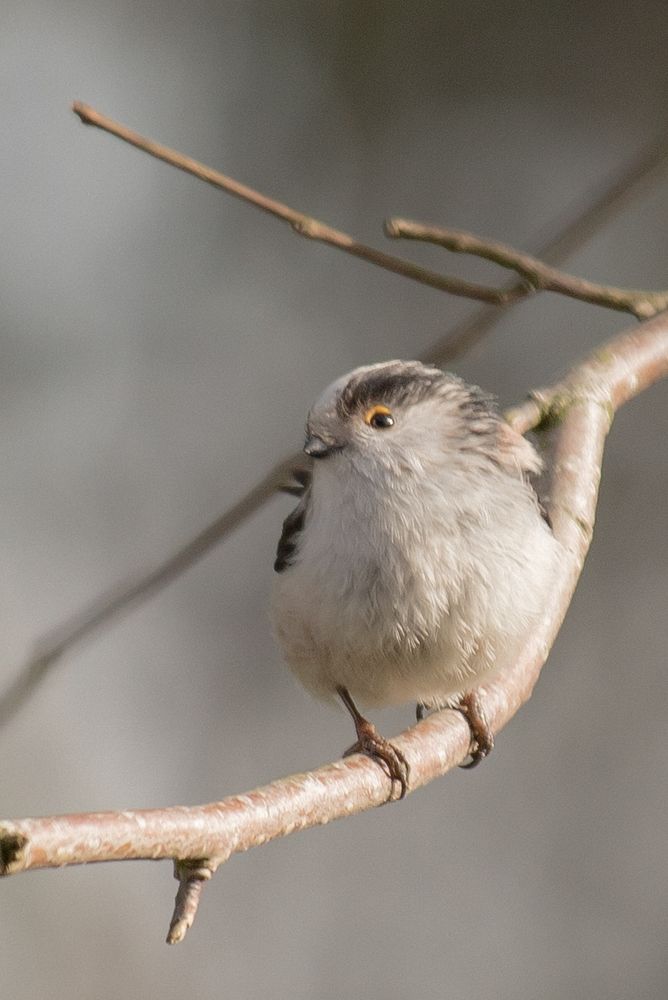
xmin=336 ymin=362 xmax=446 ymax=417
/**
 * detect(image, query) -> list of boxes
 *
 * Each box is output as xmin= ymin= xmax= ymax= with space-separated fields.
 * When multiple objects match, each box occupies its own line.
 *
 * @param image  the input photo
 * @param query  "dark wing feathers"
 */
xmin=274 ymin=490 xmax=309 ymax=572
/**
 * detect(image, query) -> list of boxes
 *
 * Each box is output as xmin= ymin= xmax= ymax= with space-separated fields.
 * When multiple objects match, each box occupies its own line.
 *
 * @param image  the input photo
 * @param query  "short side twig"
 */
xmin=168 ymin=860 xmax=216 ymax=945
xmin=385 ymin=219 xmax=668 ymax=319
xmin=2 ymin=311 xmax=667 ymax=942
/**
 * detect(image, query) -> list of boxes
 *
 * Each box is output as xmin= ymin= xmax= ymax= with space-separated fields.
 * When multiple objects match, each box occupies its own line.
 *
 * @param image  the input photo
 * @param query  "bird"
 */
xmin=271 ymin=360 xmax=561 ymax=798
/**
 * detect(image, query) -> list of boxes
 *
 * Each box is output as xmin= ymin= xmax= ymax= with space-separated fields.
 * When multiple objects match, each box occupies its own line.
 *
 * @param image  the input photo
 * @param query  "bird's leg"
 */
xmin=337 ymin=686 xmax=410 ymax=799
xmin=456 ymin=690 xmax=494 ymax=769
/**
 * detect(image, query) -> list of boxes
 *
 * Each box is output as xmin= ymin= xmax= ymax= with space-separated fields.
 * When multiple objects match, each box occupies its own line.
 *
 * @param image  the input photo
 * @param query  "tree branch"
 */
xmin=71 ymin=101 xmax=510 ymax=305
xmin=385 ymin=219 xmax=668 ymax=318
xmin=71 ymin=102 xmax=668 ymax=318
xmin=424 ymin=125 xmax=668 ymax=364
xmin=3 ymin=116 xmax=667 ymax=727
xmin=2 ymin=311 xmax=666 ymax=942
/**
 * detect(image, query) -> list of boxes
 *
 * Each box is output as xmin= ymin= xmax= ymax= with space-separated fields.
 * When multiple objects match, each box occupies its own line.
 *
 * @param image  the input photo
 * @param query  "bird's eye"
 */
xmin=363 ymin=405 xmax=395 ymax=429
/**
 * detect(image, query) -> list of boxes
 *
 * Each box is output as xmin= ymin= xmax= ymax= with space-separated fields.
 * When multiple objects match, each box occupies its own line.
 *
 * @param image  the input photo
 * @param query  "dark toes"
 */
xmin=345 ymin=733 xmax=410 ymax=799
xmin=458 ymin=741 xmax=493 ymax=769
xmin=456 ymin=692 xmax=494 ymax=770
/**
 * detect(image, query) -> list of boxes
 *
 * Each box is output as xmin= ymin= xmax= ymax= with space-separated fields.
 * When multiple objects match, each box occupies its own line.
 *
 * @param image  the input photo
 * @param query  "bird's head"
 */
xmin=303 ymin=360 xmax=499 ymax=478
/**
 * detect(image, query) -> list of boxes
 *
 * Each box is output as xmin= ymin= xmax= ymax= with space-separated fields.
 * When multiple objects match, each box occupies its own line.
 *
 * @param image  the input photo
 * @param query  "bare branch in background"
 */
xmin=1 ymin=113 xmax=667 ymax=727
xmin=0 ymin=454 xmax=305 ymax=727
xmin=2 ymin=311 xmax=667 ymax=942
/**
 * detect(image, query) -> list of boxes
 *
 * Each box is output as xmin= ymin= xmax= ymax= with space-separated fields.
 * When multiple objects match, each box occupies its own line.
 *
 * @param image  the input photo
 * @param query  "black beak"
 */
xmin=304 ymin=434 xmax=340 ymax=458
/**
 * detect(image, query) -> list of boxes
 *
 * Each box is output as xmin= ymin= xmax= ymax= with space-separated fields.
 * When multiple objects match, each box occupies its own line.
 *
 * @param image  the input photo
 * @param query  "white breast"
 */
xmin=271 ymin=453 xmax=559 ymax=709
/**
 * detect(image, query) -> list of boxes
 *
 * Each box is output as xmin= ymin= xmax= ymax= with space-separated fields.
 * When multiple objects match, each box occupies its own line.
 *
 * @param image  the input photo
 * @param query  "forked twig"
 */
xmin=72 ymin=102 xmax=668 ymax=321
xmin=71 ymin=102 xmax=512 ymax=304
xmin=385 ymin=219 xmax=668 ymax=318
xmin=424 ymin=124 xmax=668 ymax=363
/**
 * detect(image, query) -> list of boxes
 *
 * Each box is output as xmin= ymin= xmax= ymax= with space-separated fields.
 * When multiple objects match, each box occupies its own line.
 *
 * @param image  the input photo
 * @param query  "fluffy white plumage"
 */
xmin=271 ymin=361 xmax=561 ymax=713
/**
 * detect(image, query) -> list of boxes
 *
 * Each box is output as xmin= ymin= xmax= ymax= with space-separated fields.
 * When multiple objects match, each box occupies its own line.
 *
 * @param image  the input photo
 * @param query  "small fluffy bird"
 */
xmin=271 ymin=361 xmax=560 ymax=796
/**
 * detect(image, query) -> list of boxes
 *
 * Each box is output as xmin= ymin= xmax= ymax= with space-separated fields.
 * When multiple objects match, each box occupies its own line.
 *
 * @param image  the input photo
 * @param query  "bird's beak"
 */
xmin=304 ymin=434 xmax=341 ymax=459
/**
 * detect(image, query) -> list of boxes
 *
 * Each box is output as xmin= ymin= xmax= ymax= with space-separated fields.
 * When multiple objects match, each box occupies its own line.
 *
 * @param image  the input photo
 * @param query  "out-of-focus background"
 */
xmin=2 ymin=2 xmax=667 ymax=997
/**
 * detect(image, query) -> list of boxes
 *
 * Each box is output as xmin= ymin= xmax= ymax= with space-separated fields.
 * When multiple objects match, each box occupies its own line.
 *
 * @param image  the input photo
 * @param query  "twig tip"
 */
xmin=166 ymin=860 xmax=214 ymax=945
xmin=166 ymin=916 xmax=189 ymax=945
xmin=71 ymin=101 xmax=91 ymax=124
xmin=383 ymin=218 xmax=401 ymax=238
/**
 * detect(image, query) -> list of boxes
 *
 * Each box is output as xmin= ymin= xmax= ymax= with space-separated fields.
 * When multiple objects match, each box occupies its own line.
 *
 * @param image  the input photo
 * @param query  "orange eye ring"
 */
xmin=363 ymin=405 xmax=395 ymax=429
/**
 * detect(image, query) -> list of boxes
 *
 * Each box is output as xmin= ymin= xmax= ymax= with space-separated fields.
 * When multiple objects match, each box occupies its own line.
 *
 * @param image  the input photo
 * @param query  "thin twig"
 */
xmin=385 ymin=219 xmax=668 ymax=318
xmin=2 ymin=311 xmax=667 ymax=942
xmin=71 ymin=102 xmax=513 ymax=305
xmin=72 ymin=102 xmax=668 ymax=321
xmin=423 ymin=127 xmax=668 ymax=364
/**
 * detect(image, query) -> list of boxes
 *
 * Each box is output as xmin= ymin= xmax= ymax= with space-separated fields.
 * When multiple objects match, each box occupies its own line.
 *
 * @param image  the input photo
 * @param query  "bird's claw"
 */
xmin=344 ymin=721 xmax=410 ymax=800
xmin=456 ymin=691 xmax=494 ymax=769
xmin=459 ymin=738 xmax=493 ymax=769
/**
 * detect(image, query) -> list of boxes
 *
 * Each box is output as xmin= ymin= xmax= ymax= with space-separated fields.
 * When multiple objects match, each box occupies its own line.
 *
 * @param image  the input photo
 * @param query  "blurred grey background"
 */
xmin=2 ymin=2 xmax=668 ymax=998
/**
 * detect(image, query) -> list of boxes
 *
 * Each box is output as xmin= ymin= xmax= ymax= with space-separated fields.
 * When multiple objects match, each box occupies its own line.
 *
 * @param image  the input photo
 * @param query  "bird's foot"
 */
xmin=344 ymin=719 xmax=410 ymax=800
xmin=456 ymin=691 xmax=494 ymax=769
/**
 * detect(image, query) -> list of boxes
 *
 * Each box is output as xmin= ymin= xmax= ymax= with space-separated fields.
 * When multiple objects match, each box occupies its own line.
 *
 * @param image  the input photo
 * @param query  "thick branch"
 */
xmin=505 ymin=311 xmax=668 ymax=434
xmin=2 ymin=311 xmax=667 ymax=941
